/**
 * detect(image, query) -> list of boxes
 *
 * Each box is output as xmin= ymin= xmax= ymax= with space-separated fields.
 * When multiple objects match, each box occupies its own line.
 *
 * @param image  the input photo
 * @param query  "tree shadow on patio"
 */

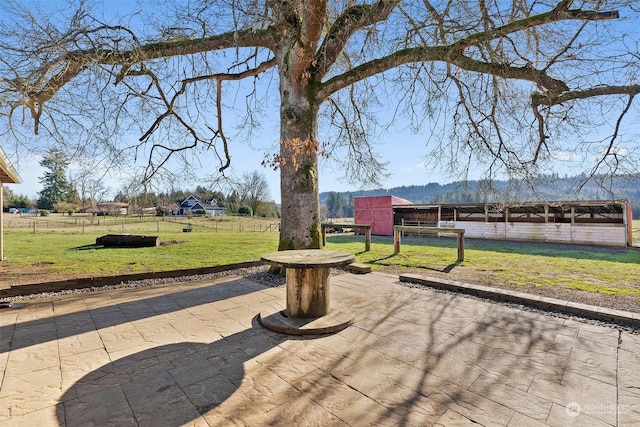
xmin=56 ymin=317 xmax=313 ymax=426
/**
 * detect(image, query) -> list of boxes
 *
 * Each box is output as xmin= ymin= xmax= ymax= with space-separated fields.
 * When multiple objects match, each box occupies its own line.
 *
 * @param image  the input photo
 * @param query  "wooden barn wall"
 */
xmin=506 ymin=223 xmax=547 ymax=242
xmin=443 ymin=221 xmax=627 ymax=247
xmin=626 ymin=202 xmax=633 ymax=246
xmin=356 ymin=207 xmax=393 ymax=235
xmin=543 ymin=224 xmax=573 ymax=243
xmin=570 ymin=224 xmax=627 ymax=246
xmin=354 ymin=196 xmax=394 ymax=235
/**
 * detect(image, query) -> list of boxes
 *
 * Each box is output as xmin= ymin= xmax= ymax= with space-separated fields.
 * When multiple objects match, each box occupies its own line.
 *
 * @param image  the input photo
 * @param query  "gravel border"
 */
xmin=399 ymin=277 xmax=639 ymax=334
xmin=3 ymin=265 xmax=285 ymax=303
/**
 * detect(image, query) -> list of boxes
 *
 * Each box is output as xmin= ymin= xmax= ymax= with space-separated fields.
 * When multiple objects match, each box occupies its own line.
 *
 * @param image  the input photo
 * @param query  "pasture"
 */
xmin=1 ymin=214 xmax=639 ymax=309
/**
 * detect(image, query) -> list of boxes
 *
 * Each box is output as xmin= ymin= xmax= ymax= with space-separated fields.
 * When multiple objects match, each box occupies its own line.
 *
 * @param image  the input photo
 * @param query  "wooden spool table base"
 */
xmin=260 ymin=249 xmax=356 ymax=335
xmin=257 ymin=308 xmax=354 ymax=336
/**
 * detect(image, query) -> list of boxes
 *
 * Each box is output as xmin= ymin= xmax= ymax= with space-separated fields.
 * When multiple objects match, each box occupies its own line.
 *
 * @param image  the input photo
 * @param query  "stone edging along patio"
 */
xmin=399 ymin=272 xmax=640 ymax=329
xmin=0 ymin=261 xmax=265 ymax=299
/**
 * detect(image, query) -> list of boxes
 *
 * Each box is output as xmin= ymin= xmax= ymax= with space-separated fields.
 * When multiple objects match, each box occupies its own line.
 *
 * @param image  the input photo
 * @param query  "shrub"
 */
xmin=238 ymin=206 xmax=253 ymax=216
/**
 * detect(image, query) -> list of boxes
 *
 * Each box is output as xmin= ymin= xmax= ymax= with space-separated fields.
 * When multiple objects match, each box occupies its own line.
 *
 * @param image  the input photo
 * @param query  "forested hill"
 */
xmin=319 ymin=174 xmax=640 ymax=218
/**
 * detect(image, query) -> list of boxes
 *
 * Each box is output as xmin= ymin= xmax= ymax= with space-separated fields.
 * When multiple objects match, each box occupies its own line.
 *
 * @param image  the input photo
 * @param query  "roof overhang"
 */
xmin=0 ymin=146 xmax=22 ymax=184
xmin=394 ymin=200 xmax=627 ymax=215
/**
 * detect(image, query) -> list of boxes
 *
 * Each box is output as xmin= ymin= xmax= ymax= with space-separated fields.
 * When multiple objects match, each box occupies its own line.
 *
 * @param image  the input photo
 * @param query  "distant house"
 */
xmin=207 ymin=206 xmax=227 ymax=216
xmin=96 ymin=202 xmax=129 ymax=216
xmin=178 ymin=195 xmax=226 ymax=217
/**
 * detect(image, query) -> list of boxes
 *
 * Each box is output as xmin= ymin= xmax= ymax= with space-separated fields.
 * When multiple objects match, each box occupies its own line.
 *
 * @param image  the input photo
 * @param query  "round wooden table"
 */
xmin=261 ymin=249 xmax=355 ymax=318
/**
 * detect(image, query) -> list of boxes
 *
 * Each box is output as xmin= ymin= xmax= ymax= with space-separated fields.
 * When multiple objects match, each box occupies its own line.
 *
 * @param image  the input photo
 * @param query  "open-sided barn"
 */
xmin=354 ymin=197 xmax=633 ymax=247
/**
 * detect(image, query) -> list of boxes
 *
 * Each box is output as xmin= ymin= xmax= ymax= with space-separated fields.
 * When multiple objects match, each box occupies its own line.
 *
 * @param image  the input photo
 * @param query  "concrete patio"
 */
xmin=1 ymin=271 xmax=639 ymax=426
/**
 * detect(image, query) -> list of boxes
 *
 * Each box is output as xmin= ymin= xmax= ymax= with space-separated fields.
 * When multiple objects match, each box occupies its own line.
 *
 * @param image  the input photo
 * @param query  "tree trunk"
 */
xmin=277 ymin=70 xmax=322 ymax=250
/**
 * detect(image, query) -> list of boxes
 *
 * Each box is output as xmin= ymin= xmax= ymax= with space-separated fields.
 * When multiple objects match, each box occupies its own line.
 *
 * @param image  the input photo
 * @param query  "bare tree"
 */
xmin=71 ymin=168 xmax=110 ymax=212
xmin=237 ymin=170 xmax=271 ymax=216
xmin=1 ymin=1 xmax=638 ymax=249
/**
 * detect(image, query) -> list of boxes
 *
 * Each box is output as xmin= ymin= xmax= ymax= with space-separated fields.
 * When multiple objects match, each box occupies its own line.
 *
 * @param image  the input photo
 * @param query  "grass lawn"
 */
xmin=1 ymin=216 xmax=280 ymax=284
xmin=324 ymin=234 xmax=640 ymax=297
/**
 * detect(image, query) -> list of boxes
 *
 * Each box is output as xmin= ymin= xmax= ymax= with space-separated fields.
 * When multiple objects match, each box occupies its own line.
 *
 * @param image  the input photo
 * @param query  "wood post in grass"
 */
xmin=393 ymin=225 xmax=465 ymax=262
xmin=320 ymin=223 xmax=371 ymax=251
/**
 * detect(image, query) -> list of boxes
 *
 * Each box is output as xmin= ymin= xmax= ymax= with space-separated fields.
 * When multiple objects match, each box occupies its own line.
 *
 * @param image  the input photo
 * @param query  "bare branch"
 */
xmin=16 ymin=26 xmax=280 ymax=130
xmin=532 ymin=85 xmax=640 ymax=107
xmin=215 ymin=78 xmax=231 ymax=172
xmin=318 ymin=4 xmax=620 ymax=99
xmin=314 ymin=0 xmax=401 ymax=78
xmin=456 ymin=6 xmax=618 ymax=51
xmin=578 ymin=94 xmax=636 ymax=191
xmin=319 ymin=44 xmax=569 ymax=100
xmin=138 ymin=57 xmax=276 ymax=142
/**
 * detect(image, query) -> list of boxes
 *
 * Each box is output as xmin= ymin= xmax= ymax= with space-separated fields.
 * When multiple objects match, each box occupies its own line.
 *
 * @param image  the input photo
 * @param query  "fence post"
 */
xmin=393 ymin=227 xmax=401 ymax=253
xmin=365 ymin=227 xmax=371 ymax=252
xmin=457 ymin=231 xmax=465 ymax=262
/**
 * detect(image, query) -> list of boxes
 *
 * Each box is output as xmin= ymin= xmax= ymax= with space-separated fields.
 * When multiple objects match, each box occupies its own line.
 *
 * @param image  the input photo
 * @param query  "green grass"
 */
xmin=324 ymin=234 xmax=640 ymax=297
xmin=3 ymin=218 xmax=280 ymax=277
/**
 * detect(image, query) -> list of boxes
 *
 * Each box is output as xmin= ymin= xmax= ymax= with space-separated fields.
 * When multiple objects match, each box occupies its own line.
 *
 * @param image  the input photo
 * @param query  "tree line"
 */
xmin=2 ymin=149 xmax=279 ymax=218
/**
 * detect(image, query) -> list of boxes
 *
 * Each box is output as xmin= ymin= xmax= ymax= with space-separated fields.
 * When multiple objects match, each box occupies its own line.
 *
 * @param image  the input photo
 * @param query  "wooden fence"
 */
xmin=393 ymin=225 xmax=465 ymax=262
xmin=4 ymin=215 xmax=281 ymax=234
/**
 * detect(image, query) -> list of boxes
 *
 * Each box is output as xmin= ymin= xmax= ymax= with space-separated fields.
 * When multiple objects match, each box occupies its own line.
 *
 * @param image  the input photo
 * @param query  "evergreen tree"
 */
xmin=37 ymin=149 xmax=74 ymax=210
xmin=2 ymin=186 xmax=13 ymax=210
xmin=12 ymin=194 xmax=32 ymax=209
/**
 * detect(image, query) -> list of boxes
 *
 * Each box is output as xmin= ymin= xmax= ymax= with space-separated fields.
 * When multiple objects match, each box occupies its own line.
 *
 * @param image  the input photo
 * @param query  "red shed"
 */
xmin=354 ymin=195 xmax=412 ymax=235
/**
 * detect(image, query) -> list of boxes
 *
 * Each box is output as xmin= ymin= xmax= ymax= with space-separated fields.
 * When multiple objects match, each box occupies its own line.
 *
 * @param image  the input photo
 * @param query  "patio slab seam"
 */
xmin=399 ymin=273 xmax=640 ymax=329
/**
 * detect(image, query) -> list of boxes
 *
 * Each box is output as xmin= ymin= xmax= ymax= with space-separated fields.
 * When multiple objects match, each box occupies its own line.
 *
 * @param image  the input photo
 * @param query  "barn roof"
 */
xmin=395 ymin=200 xmax=628 ymax=215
